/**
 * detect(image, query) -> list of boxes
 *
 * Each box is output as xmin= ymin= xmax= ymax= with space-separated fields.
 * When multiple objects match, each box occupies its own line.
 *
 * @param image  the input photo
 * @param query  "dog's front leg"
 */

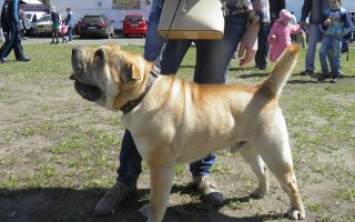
xmin=145 ymin=162 xmax=175 ymax=222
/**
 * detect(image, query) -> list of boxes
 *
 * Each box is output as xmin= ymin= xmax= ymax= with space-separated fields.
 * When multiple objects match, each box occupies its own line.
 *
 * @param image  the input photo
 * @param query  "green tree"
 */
xmin=41 ymin=0 xmax=50 ymax=4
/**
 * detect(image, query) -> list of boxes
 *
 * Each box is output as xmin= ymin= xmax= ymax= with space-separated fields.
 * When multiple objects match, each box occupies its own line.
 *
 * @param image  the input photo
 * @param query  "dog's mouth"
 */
xmin=69 ymin=73 xmax=102 ymax=102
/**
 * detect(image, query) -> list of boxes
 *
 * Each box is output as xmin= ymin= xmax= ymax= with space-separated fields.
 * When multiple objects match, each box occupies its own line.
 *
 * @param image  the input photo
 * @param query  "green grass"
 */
xmin=0 ymin=42 xmax=354 ymax=221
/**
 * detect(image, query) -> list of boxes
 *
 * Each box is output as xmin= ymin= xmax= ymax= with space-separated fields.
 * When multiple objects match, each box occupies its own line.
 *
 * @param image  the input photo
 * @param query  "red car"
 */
xmin=122 ymin=14 xmax=147 ymax=37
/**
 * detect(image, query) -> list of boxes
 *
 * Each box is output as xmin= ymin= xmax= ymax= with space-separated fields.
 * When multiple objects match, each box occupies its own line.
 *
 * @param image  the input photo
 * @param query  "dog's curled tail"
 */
xmin=262 ymin=44 xmax=300 ymax=98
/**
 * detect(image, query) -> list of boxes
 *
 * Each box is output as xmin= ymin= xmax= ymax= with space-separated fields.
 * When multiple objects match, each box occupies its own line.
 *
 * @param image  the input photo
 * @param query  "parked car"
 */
xmin=122 ymin=14 xmax=147 ymax=38
xmin=34 ymin=14 xmax=63 ymax=37
xmin=23 ymin=11 xmax=46 ymax=36
xmin=79 ymin=14 xmax=114 ymax=39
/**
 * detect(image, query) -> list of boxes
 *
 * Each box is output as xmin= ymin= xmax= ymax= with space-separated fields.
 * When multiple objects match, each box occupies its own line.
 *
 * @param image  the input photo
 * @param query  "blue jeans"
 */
xmin=319 ymin=35 xmax=342 ymax=78
xmin=68 ymin=26 xmax=73 ymax=41
xmin=306 ymin=24 xmax=334 ymax=73
xmin=255 ymin=23 xmax=271 ymax=69
xmin=305 ymin=24 xmax=321 ymax=72
xmin=143 ymin=0 xmax=164 ymax=62
xmin=117 ymin=0 xmax=247 ymax=186
xmin=0 ymin=20 xmax=23 ymax=60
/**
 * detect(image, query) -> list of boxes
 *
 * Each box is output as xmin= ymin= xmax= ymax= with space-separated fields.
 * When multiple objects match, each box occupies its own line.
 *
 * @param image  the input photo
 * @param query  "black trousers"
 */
xmin=0 ymin=20 xmax=24 ymax=60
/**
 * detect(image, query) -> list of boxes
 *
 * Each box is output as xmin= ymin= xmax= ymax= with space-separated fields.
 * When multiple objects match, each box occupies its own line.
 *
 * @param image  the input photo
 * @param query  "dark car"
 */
xmin=122 ymin=14 xmax=147 ymax=38
xmin=79 ymin=14 xmax=114 ymax=39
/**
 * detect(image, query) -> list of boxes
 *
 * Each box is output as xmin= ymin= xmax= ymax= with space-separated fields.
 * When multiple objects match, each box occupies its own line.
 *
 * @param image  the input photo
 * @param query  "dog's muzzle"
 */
xmin=70 ymin=48 xmax=102 ymax=102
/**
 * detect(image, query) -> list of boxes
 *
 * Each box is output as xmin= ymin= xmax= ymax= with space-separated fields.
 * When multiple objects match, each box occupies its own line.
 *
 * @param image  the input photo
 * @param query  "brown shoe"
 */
xmin=193 ymin=176 xmax=224 ymax=206
xmin=94 ymin=182 xmax=136 ymax=216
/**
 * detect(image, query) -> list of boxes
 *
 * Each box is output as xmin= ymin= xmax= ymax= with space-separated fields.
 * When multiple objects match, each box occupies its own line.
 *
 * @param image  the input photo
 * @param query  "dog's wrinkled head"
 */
xmin=70 ymin=44 xmax=148 ymax=111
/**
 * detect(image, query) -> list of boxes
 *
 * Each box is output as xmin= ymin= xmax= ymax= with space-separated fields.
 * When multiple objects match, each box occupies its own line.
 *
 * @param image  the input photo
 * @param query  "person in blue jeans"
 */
xmin=300 ymin=0 xmax=331 ymax=76
xmin=64 ymin=7 xmax=73 ymax=43
xmin=317 ymin=0 xmax=352 ymax=83
xmin=94 ymin=0 xmax=266 ymax=216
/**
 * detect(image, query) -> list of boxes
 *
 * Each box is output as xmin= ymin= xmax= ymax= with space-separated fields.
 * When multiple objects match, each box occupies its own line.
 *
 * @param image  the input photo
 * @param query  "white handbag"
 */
xmin=158 ymin=0 xmax=225 ymax=40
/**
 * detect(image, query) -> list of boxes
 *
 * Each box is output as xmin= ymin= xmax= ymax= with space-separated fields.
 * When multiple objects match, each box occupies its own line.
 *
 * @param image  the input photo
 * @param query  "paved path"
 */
xmin=23 ymin=36 xmax=145 ymax=46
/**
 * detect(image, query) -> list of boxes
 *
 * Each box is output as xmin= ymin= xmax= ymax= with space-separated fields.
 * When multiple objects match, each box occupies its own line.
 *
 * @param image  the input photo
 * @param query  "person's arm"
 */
xmin=66 ymin=12 xmax=72 ymax=25
xmin=319 ymin=10 xmax=329 ymax=32
xmin=11 ymin=0 xmax=19 ymax=24
xmin=238 ymin=22 xmax=260 ymax=66
xmin=267 ymin=23 xmax=277 ymax=44
xmin=300 ymin=0 xmax=311 ymax=22
xmin=279 ymin=0 xmax=286 ymax=11
xmin=290 ymin=24 xmax=302 ymax=34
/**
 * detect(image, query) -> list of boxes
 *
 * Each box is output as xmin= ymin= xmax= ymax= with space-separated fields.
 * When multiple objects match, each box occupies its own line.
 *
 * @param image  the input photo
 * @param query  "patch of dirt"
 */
xmin=1 ymin=63 xmax=354 ymax=222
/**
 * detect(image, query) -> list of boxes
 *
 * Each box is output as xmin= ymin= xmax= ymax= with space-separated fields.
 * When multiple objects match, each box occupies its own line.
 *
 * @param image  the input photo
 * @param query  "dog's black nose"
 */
xmin=72 ymin=48 xmax=79 ymax=55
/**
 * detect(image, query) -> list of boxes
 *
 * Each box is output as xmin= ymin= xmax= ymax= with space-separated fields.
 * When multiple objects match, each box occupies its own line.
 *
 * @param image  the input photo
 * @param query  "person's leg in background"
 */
xmin=0 ymin=21 xmax=19 ymax=62
xmin=317 ymin=36 xmax=331 ymax=81
xmin=255 ymin=23 xmax=271 ymax=70
xmin=143 ymin=0 xmax=164 ymax=62
xmin=160 ymin=13 xmax=248 ymax=206
xmin=68 ymin=26 xmax=72 ymax=42
xmin=330 ymin=37 xmax=342 ymax=83
xmin=301 ymin=24 xmax=319 ymax=75
xmin=94 ymin=0 xmax=166 ymax=216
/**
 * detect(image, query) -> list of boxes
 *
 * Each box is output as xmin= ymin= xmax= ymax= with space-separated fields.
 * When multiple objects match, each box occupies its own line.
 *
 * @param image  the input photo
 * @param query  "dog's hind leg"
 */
xmin=239 ymin=144 xmax=269 ymax=199
xmin=253 ymin=137 xmax=305 ymax=220
xmin=144 ymin=162 xmax=175 ymax=222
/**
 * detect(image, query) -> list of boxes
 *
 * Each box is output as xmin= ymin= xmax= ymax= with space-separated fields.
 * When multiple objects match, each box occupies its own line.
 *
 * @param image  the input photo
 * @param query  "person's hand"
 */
xmin=299 ymin=21 xmax=305 ymax=28
xmin=269 ymin=35 xmax=276 ymax=44
xmin=238 ymin=22 xmax=260 ymax=67
xmin=324 ymin=19 xmax=331 ymax=26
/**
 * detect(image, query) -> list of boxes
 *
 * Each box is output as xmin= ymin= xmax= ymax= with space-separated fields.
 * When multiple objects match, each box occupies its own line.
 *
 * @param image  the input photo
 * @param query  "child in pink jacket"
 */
xmin=268 ymin=9 xmax=301 ymax=62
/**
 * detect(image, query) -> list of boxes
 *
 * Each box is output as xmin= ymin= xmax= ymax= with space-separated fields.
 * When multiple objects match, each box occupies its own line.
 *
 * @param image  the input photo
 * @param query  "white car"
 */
xmin=23 ymin=11 xmax=46 ymax=36
xmin=34 ymin=14 xmax=63 ymax=37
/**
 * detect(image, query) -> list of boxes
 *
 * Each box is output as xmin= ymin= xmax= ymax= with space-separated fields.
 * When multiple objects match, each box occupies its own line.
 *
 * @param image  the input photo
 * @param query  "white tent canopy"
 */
xmin=20 ymin=0 xmax=43 ymax=4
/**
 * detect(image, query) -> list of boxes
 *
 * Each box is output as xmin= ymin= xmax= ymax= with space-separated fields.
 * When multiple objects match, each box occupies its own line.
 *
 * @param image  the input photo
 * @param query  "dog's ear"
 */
xmin=121 ymin=60 xmax=141 ymax=82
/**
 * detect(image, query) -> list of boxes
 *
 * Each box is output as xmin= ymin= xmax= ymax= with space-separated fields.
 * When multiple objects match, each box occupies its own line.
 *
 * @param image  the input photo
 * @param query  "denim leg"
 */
xmin=117 ymin=129 xmax=142 ymax=187
xmin=116 ymin=0 xmax=162 ymax=186
xmin=68 ymin=27 xmax=72 ymax=41
xmin=190 ymin=14 xmax=247 ymax=177
xmin=193 ymin=14 xmax=248 ymax=84
xmin=160 ymin=40 xmax=192 ymax=74
xmin=255 ymin=24 xmax=271 ymax=69
xmin=319 ymin=37 xmax=330 ymax=75
xmin=0 ymin=21 xmax=18 ymax=59
xmin=305 ymin=24 xmax=321 ymax=72
xmin=143 ymin=0 xmax=164 ymax=62
xmin=331 ymin=37 xmax=342 ymax=78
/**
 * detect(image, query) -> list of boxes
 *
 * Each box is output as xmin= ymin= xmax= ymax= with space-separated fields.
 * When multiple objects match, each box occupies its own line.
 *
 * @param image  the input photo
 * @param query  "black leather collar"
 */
xmin=120 ymin=67 xmax=159 ymax=114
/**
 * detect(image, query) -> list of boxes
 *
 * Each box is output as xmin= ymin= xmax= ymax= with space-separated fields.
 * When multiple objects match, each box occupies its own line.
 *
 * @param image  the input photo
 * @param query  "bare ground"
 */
xmin=1 ymin=46 xmax=355 ymax=222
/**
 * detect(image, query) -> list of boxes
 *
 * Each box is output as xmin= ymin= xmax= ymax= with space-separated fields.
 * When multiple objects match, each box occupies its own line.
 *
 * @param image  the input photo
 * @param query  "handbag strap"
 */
xmin=153 ymin=0 xmax=184 ymax=71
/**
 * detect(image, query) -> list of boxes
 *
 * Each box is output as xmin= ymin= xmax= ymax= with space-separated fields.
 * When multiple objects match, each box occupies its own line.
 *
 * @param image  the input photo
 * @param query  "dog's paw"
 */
xmin=287 ymin=208 xmax=305 ymax=220
xmin=249 ymin=188 xmax=266 ymax=199
xmin=139 ymin=204 xmax=150 ymax=218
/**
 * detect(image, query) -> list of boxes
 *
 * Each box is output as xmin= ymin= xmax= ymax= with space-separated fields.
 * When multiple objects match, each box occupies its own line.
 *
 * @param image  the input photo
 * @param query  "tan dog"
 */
xmin=70 ymin=44 xmax=305 ymax=222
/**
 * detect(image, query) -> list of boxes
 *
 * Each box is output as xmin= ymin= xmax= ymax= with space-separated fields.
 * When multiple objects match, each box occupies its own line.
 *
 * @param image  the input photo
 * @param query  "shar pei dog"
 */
xmin=70 ymin=43 xmax=305 ymax=222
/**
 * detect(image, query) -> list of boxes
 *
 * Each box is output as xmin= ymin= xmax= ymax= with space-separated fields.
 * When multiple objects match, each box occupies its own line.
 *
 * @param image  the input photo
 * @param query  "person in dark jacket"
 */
xmin=0 ymin=0 xmax=31 ymax=63
xmin=255 ymin=0 xmax=285 ymax=70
